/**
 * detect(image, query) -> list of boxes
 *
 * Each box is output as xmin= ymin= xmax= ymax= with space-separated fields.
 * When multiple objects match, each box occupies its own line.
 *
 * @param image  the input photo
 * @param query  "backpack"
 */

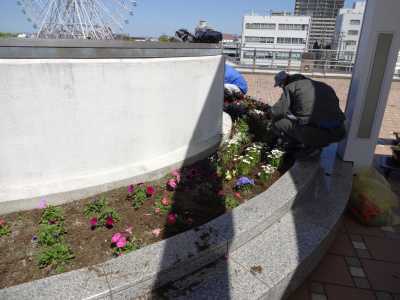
xmin=194 ymin=29 xmax=223 ymax=44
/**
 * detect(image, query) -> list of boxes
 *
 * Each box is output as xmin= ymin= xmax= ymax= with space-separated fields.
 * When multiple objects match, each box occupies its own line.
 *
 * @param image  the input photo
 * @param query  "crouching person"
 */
xmin=268 ymin=71 xmax=346 ymax=159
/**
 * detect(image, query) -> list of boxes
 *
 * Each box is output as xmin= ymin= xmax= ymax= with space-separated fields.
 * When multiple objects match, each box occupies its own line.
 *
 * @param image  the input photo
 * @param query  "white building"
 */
xmin=334 ymin=1 xmax=366 ymax=61
xmin=222 ymin=34 xmax=241 ymax=62
xmin=334 ymin=1 xmax=400 ymax=76
xmin=241 ymin=13 xmax=311 ymax=69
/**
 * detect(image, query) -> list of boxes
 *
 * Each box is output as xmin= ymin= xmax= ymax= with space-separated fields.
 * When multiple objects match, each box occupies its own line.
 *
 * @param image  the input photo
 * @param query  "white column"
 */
xmin=338 ymin=0 xmax=400 ymax=168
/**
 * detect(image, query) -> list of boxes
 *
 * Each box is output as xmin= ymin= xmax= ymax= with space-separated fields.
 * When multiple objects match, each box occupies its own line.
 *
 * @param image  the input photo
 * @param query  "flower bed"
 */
xmin=0 ymin=98 xmax=293 ymax=289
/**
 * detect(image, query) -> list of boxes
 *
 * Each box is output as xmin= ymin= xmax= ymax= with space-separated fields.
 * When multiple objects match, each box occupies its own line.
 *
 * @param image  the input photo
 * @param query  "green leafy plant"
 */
xmin=225 ymin=195 xmax=240 ymax=209
xmin=40 ymin=206 xmax=64 ymax=225
xmin=131 ymin=185 xmax=148 ymax=209
xmin=84 ymin=197 xmax=107 ymax=217
xmin=37 ymin=242 xmax=74 ymax=271
xmin=37 ymin=223 xmax=65 ymax=246
xmin=0 ymin=219 xmax=11 ymax=237
xmin=84 ymin=197 xmax=120 ymax=229
xmin=36 ymin=206 xmax=74 ymax=271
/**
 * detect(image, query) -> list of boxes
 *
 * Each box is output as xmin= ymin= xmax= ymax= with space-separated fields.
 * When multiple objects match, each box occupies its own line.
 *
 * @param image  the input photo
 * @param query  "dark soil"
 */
xmin=0 ymin=98 xmax=293 ymax=289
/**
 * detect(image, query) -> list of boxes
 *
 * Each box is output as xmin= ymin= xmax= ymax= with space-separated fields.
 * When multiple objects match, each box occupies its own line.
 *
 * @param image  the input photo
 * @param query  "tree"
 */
xmin=158 ymin=35 xmax=170 ymax=43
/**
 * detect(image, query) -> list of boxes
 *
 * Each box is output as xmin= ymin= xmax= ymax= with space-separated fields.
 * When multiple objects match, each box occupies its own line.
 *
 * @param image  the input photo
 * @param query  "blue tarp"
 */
xmin=224 ymin=64 xmax=248 ymax=94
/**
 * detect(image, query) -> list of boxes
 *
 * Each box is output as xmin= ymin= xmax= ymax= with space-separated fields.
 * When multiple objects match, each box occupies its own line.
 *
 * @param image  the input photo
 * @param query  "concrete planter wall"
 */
xmin=0 ymin=41 xmax=224 ymax=214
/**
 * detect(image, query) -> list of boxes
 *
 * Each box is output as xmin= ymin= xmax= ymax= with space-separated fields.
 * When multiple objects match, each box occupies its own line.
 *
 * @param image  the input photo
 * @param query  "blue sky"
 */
xmin=0 ymin=0 xmax=360 ymax=37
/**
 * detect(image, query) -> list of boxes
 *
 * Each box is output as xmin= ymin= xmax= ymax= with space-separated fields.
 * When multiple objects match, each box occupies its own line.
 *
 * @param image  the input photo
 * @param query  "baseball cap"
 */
xmin=274 ymin=71 xmax=289 ymax=87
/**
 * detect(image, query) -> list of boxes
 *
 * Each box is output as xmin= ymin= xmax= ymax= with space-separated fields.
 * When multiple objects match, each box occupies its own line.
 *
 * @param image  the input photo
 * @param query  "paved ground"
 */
xmin=244 ymin=74 xmax=400 ymax=300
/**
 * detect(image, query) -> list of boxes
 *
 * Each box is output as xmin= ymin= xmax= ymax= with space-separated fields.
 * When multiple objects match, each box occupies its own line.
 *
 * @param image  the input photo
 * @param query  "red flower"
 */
xmin=0 ymin=219 xmax=5 ymax=226
xmin=146 ymin=186 xmax=155 ymax=197
xmin=89 ymin=217 xmax=98 ymax=227
xmin=234 ymin=192 xmax=242 ymax=199
xmin=105 ymin=216 xmax=114 ymax=227
xmin=167 ymin=213 xmax=177 ymax=225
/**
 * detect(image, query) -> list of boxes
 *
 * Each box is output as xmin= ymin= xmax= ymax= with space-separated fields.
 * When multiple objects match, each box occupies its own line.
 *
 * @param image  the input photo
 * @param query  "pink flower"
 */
xmin=152 ymin=228 xmax=162 ymax=237
xmin=111 ymin=233 xmax=123 ymax=244
xmin=234 ymin=192 xmax=242 ymax=199
xmin=116 ymin=236 xmax=127 ymax=248
xmin=38 ymin=199 xmax=47 ymax=209
xmin=167 ymin=213 xmax=177 ymax=225
xmin=0 ymin=219 xmax=5 ymax=226
xmin=127 ymin=185 xmax=134 ymax=194
xmin=154 ymin=208 xmax=161 ymax=214
xmin=172 ymin=170 xmax=181 ymax=183
xmin=167 ymin=179 xmax=177 ymax=190
xmin=106 ymin=216 xmax=115 ymax=227
xmin=89 ymin=217 xmax=98 ymax=227
xmin=146 ymin=186 xmax=155 ymax=197
xmin=161 ymin=197 xmax=170 ymax=206
xmin=125 ymin=226 xmax=133 ymax=235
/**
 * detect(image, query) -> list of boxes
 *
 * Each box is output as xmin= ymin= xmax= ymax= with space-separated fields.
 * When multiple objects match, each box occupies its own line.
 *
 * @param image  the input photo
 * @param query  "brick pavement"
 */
xmin=243 ymin=73 xmax=400 ymax=300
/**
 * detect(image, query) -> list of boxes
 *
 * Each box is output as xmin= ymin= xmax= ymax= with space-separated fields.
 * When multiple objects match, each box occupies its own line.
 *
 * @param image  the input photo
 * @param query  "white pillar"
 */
xmin=338 ymin=0 xmax=400 ymax=168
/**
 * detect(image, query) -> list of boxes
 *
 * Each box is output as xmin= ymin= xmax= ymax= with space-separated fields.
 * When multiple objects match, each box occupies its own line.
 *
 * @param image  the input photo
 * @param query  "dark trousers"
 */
xmin=273 ymin=118 xmax=346 ymax=148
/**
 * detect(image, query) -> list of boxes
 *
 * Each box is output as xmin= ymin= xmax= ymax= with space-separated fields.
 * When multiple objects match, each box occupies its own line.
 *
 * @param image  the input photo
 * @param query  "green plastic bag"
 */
xmin=349 ymin=168 xmax=400 ymax=226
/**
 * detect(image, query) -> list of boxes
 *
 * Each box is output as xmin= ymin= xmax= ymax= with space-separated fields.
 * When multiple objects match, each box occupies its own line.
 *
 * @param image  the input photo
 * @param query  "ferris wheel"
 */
xmin=16 ymin=0 xmax=138 ymax=40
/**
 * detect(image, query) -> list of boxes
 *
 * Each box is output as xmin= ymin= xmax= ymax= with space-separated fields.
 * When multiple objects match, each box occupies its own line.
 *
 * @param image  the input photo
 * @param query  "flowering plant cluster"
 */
xmin=111 ymin=228 xmax=141 ymax=256
xmin=235 ymin=176 xmax=255 ymax=193
xmin=36 ymin=206 xmax=74 ymax=271
xmin=153 ymin=194 xmax=172 ymax=215
xmin=268 ymin=149 xmax=285 ymax=168
xmin=224 ymin=195 xmax=240 ymax=209
xmin=128 ymin=184 xmax=156 ymax=209
xmin=258 ymin=164 xmax=276 ymax=183
xmin=167 ymin=170 xmax=181 ymax=191
xmin=0 ymin=218 xmax=11 ymax=237
xmin=84 ymin=197 xmax=120 ymax=229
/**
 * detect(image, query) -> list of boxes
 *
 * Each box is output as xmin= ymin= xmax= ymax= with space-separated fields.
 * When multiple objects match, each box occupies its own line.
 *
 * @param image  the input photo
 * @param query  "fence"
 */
xmin=224 ymin=46 xmax=400 ymax=78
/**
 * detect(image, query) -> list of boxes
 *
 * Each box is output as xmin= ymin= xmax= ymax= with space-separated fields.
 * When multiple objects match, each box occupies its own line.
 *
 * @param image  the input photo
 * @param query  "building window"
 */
xmin=278 ymin=24 xmax=308 ymax=31
xmin=245 ymin=36 xmax=274 ymax=43
xmin=348 ymin=30 xmax=359 ymax=36
xmin=275 ymin=52 xmax=290 ymax=59
xmin=350 ymin=19 xmax=361 ymax=25
xmin=255 ymin=51 xmax=274 ymax=59
xmin=345 ymin=40 xmax=357 ymax=46
xmin=277 ymin=37 xmax=305 ymax=44
xmin=243 ymin=51 xmax=255 ymax=59
xmin=245 ymin=23 xmax=276 ymax=30
xmin=291 ymin=52 xmax=302 ymax=60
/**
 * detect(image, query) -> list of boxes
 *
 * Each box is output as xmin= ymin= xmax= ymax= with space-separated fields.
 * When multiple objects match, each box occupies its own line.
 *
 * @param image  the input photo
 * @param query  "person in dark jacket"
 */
xmin=269 ymin=71 xmax=346 ymax=157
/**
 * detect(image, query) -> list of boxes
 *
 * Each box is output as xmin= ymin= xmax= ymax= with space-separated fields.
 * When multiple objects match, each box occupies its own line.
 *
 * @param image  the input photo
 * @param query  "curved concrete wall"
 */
xmin=0 ymin=55 xmax=224 ymax=213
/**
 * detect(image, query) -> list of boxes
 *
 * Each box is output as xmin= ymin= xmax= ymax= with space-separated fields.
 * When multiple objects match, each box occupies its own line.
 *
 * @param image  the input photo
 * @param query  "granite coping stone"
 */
xmin=155 ymin=157 xmax=352 ymax=300
xmin=0 ymin=154 xmax=323 ymax=300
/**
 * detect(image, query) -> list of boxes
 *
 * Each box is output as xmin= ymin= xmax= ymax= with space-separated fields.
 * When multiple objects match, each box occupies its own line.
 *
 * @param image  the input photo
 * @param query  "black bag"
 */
xmin=175 ymin=29 xmax=195 ymax=42
xmin=194 ymin=29 xmax=222 ymax=44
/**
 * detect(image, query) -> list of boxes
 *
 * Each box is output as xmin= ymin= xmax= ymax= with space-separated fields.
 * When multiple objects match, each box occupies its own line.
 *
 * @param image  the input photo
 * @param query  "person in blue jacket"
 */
xmin=224 ymin=64 xmax=248 ymax=103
